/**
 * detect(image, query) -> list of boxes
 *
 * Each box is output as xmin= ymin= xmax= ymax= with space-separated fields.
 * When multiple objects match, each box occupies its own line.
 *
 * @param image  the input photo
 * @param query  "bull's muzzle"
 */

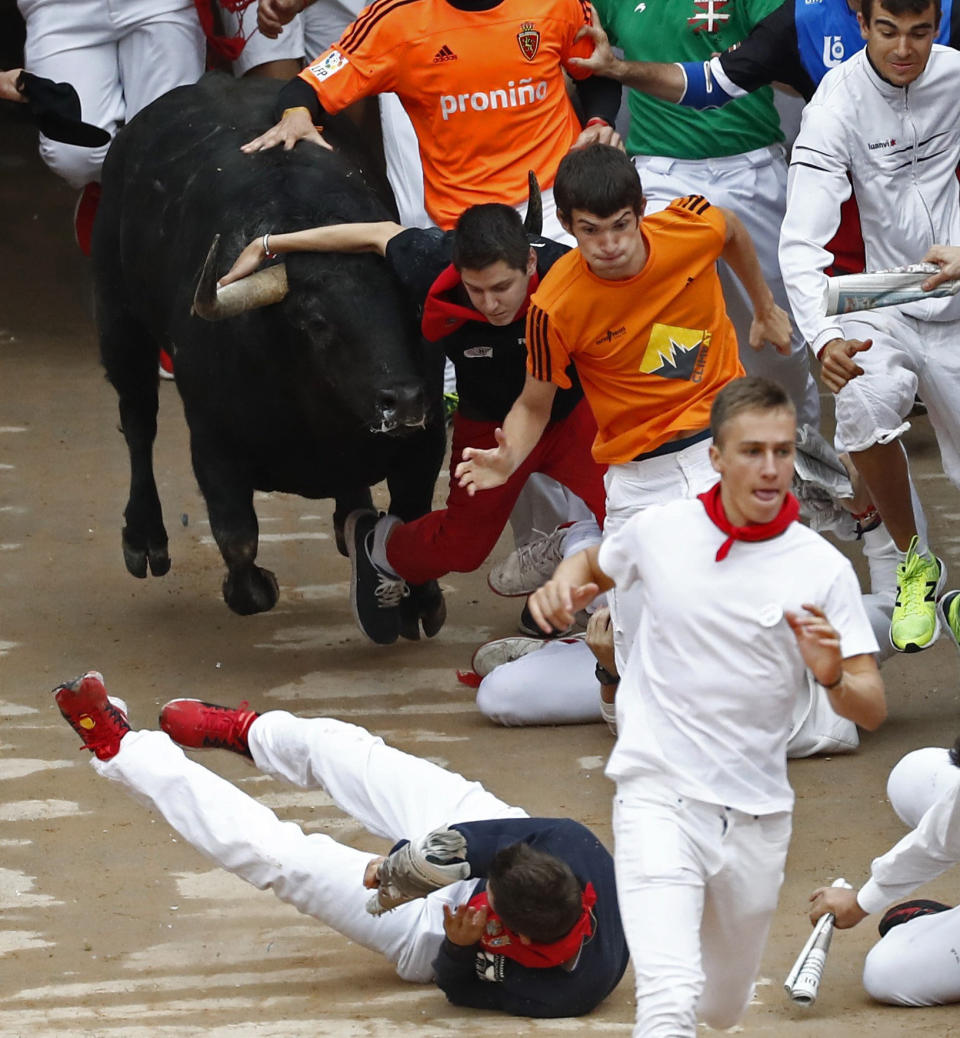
xmin=372 ymin=384 xmax=426 ymax=434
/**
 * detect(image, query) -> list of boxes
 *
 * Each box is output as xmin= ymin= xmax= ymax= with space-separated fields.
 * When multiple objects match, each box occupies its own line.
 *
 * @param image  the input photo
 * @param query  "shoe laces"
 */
xmin=204 ymin=700 xmax=252 ymax=742
xmin=897 ymin=551 xmax=937 ymax=616
xmin=374 ymin=572 xmax=410 ymax=609
xmin=516 ymin=528 xmax=567 ymax=577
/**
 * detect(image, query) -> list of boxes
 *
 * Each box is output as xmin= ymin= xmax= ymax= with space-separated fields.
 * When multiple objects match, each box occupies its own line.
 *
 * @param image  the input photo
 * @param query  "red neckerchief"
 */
xmin=697 ymin=481 xmax=799 ymax=562
xmin=420 ymin=263 xmax=539 ymax=342
xmin=193 ymin=0 xmax=251 ymax=61
xmin=466 ymin=882 xmax=596 ymax=969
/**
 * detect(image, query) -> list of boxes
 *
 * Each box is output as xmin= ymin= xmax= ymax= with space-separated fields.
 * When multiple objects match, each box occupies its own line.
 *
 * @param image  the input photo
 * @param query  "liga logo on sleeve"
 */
xmin=308 ymin=50 xmax=349 ymax=81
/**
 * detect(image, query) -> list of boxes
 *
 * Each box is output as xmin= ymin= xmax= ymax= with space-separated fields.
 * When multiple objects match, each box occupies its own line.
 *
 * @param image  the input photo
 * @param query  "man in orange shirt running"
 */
xmin=455 ymin=143 xmax=791 ymax=668
xmin=240 ymin=0 xmax=621 ymax=239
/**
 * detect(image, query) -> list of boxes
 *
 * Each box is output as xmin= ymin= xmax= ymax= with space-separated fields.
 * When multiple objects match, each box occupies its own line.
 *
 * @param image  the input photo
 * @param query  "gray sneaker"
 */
xmin=488 ymin=526 xmax=568 ymax=596
xmin=472 ymin=636 xmax=548 ymax=677
xmin=472 ymin=633 xmax=584 ymax=677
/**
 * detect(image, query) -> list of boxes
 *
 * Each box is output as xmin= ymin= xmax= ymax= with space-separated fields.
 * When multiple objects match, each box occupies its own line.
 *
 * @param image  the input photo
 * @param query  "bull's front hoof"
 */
xmin=399 ymin=581 xmax=447 ymax=641
xmin=223 ymin=565 xmax=279 ymax=615
xmin=122 ymin=529 xmax=170 ymax=579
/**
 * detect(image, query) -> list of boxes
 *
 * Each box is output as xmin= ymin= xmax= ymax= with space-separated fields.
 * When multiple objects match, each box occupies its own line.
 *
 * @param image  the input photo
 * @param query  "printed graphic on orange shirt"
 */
xmin=640 ymin=324 xmax=711 ymax=383
xmin=308 ymin=50 xmax=349 ymax=81
xmin=518 ymin=23 xmax=541 ymax=60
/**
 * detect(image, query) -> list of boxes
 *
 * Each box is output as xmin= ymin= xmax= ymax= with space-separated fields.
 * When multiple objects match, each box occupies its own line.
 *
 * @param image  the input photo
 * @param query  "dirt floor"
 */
xmin=3 ymin=110 xmax=960 ymax=1038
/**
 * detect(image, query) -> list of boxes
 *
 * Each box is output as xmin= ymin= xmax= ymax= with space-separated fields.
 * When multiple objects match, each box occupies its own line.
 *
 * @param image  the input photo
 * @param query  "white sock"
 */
xmin=370 ymin=514 xmax=403 ymax=577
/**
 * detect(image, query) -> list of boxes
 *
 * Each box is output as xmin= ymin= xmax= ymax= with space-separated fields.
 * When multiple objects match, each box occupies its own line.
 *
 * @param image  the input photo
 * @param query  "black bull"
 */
xmin=94 ymin=74 xmax=447 ymax=638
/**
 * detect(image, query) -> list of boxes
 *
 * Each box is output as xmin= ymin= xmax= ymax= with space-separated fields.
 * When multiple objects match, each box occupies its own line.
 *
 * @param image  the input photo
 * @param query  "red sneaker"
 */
xmin=53 ymin=671 xmax=130 ymax=761
xmin=73 ymin=182 xmax=101 ymax=257
xmin=159 ymin=699 xmax=258 ymax=758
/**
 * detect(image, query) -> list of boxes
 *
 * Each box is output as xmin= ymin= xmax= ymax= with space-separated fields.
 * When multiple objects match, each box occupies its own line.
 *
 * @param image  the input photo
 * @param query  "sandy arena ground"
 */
xmin=3 ymin=104 xmax=960 ymax=1038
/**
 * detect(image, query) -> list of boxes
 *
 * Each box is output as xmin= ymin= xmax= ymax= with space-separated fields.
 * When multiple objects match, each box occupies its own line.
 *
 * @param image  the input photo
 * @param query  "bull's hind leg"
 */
xmin=99 ymin=307 xmax=170 ymax=579
xmin=190 ymin=444 xmax=278 ymax=615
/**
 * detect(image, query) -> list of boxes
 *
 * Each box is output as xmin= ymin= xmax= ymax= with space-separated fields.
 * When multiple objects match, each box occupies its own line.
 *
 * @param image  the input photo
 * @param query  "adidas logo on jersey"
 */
xmin=433 ymin=45 xmax=458 ymax=63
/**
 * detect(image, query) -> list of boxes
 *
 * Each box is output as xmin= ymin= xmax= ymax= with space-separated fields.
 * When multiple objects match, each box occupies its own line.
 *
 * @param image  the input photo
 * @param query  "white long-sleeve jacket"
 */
xmin=858 ymin=781 xmax=960 ymax=915
xmin=779 ymin=45 xmax=960 ymax=356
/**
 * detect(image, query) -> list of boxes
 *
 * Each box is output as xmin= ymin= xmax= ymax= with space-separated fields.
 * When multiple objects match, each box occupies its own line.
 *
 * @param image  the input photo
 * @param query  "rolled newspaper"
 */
xmin=783 ymin=878 xmax=853 ymax=1006
xmin=823 ymin=263 xmax=960 ymax=316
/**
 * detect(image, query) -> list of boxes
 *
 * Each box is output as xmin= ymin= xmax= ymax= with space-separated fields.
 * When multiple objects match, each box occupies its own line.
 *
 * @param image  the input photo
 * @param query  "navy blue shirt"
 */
xmin=429 ymin=817 xmax=628 ymax=1017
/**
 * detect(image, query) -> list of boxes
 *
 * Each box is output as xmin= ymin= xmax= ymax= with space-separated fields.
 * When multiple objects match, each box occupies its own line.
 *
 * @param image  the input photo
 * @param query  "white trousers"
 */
xmin=21 ymin=1 xmax=204 ymax=188
xmin=834 ymin=310 xmax=960 ymax=488
xmin=93 ymin=713 xmax=527 ymax=981
xmin=634 ymin=147 xmax=820 ymax=430
xmin=476 ymin=634 xmax=862 ymax=757
xmin=603 ymin=439 xmax=718 ymax=673
xmin=864 ymin=904 xmax=960 ymax=1006
xmin=614 ymin=776 xmax=792 ymax=1037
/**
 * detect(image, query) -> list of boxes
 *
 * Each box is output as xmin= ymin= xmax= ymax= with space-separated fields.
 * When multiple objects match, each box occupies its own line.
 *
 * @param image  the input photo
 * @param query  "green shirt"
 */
xmin=593 ymin=0 xmax=784 ymax=158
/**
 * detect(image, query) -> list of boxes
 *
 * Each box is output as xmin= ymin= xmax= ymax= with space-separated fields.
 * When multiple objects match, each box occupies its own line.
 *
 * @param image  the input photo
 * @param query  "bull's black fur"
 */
xmin=95 ymin=73 xmax=446 ymax=633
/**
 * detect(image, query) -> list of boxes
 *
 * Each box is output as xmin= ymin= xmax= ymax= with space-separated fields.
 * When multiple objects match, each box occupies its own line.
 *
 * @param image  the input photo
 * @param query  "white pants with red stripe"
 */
xmin=93 ymin=712 xmax=526 ymax=980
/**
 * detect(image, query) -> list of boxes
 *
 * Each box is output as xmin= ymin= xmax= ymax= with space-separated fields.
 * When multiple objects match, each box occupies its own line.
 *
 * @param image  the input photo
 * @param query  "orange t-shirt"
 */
xmin=527 ymin=196 xmax=745 ymax=465
xmin=299 ymin=0 xmax=592 ymax=228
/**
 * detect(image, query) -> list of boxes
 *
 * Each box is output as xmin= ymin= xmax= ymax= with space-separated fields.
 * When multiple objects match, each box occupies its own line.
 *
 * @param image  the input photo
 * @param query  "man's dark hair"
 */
xmin=710 ymin=376 xmax=795 ymax=447
xmin=553 ymin=144 xmax=644 ymax=222
xmin=861 ymin=0 xmax=941 ymax=24
xmin=452 ymin=203 xmax=531 ymax=272
xmin=486 ymin=842 xmax=583 ymax=944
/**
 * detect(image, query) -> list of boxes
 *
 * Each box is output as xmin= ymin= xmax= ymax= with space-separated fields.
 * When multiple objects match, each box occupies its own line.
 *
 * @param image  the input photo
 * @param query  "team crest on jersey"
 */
xmin=308 ymin=49 xmax=349 ymax=81
xmin=518 ymin=23 xmax=541 ymax=60
xmin=640 ymin=324 xmax=711 ymax=382
xmin=688 ymin=0 xmax=731 ymax=33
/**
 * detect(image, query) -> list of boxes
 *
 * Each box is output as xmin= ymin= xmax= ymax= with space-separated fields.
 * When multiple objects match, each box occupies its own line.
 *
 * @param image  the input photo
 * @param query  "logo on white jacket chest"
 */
xmin=867 ymin=138 xmax=898 ymax=151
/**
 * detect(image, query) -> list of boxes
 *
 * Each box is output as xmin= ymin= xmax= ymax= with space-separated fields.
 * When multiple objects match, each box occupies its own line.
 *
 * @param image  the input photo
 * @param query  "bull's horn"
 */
xmin=523 ymin=170 xmax=543 ymax=237
xmin=191 ymin=234 xmax=289 ymax=321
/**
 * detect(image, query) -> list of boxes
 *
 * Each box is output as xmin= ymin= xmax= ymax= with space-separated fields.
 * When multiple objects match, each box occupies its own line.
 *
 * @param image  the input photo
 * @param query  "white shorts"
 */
xmin=833 ymin=310 xmax=960 ymax=487
xmin=221 ymin=8 xmax=305 ymax=76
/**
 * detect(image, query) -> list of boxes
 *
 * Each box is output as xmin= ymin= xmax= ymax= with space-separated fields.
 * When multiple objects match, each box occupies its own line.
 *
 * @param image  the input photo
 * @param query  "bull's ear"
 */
xmin=192 ymin=234 xmax=289 ymax=321
xmin=523 ymin=170 xmax=542 ymax=238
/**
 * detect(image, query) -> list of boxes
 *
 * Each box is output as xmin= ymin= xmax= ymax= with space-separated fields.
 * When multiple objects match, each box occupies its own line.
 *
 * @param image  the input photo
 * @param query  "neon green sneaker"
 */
xmin=938 ymin=590 xmax=960 ymax=655
xmin=890 ymin=536 xmax=946 ymax=653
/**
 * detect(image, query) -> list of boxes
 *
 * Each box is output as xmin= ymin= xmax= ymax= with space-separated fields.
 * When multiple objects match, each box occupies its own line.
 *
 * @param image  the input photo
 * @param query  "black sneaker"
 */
xmin=877 ymin=898 xmax=951 ymax=937
xmin=518 ymin=601 xmax=573 ymax=639
xmin=399 ymin=580 xmax=447 ymax=640
xmin=345 ymin=509 xmax=408 ymax=645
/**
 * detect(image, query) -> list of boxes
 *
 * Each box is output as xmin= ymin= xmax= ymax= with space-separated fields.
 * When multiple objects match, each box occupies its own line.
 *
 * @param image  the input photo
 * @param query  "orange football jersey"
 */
xmin=299 ymin=0 xmax=593 ymax=228
xmin=527 ymin=197 xmax=745 ymax=464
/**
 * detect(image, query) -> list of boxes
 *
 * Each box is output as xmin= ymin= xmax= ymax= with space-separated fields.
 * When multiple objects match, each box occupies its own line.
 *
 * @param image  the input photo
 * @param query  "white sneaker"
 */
xmin=472 ymin=636 xmax=548 ymax=677
xmin=488 ymin=526 xmax=569 ymax=596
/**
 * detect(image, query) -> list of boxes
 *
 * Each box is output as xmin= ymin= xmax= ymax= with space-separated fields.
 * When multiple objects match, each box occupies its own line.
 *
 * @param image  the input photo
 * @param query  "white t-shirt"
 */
xmin=600 ymin=497 xmax=878 ymax=815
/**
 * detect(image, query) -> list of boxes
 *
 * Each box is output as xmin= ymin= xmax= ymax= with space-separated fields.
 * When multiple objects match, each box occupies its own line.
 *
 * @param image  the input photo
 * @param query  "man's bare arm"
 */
xmin=568 ymin=19 xmax=685 ymax=102
xmin=718 ymin=207 xmax=792 ymax=354
xmin=454 ymin=376 xmax=557 ymax=495
xmin=220 ymin=222 xmax=404 ymax=286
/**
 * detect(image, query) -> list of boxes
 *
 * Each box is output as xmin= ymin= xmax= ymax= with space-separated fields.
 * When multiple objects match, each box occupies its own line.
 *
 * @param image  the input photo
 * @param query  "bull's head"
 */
xmin=191 ymin=235 xmax=289 ymax=320
xmin=190 ymin=234 xmax=426 ymax=436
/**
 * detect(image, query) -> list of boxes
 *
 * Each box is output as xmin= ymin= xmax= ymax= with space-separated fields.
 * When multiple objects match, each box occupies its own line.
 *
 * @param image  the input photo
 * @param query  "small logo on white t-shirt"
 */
xmin=757 ymin=603 xmax=783 ymax=628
